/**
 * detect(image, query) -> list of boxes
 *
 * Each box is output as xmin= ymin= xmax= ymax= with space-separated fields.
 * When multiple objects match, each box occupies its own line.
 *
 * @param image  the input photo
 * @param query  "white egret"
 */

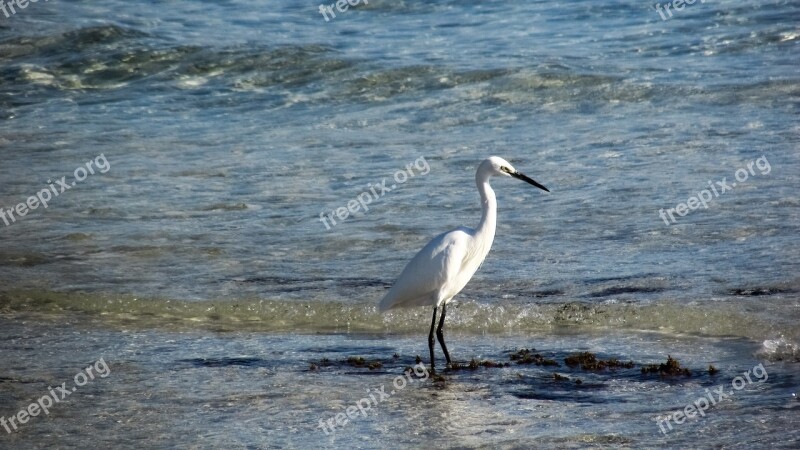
xmin=378 ymin=156 xmax=549 ymax=371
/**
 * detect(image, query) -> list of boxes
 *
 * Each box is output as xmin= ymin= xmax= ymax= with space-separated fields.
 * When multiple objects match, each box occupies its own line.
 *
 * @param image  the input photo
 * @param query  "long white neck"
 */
xmin=474 ymin=173 xmax=497 ymax=250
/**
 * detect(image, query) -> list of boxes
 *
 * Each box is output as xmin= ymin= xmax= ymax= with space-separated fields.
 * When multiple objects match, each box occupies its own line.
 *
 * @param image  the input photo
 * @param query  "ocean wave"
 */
xmin=2 ymin=22 xmax=798 ymax=114
xmin=758 ymin=337 xmax=800 ymax=362
xmin=1 ymin=290 xmax=796 ymax=352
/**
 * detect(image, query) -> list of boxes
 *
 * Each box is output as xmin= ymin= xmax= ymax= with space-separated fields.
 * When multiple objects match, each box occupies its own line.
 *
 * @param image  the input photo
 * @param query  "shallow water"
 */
xmin=0 ymin=314 xmax=798 ymax=449
xmin=1 ymin=0 xmax=799 ymax=448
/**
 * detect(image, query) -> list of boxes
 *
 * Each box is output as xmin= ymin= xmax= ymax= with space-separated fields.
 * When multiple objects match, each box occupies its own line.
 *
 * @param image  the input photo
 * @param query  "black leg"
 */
xmin=428 ymin=307 xmax=438 ymax=372
xmin=436 ymin=302 xmax=452 ymax=365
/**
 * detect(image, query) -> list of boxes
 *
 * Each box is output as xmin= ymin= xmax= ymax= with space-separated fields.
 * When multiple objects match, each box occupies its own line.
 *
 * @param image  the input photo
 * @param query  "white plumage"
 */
xmin=378 ymin=156 xmax=549 ymax=371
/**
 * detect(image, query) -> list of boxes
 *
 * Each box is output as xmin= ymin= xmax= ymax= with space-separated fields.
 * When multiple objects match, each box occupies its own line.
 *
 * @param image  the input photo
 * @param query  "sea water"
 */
xmin=0 ymin=0 xmax=798 ymax=448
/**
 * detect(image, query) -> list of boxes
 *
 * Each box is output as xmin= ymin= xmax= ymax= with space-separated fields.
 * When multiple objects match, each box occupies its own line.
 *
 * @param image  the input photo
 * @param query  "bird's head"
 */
xmin=480 ymin=156 xmax=550 ymax=192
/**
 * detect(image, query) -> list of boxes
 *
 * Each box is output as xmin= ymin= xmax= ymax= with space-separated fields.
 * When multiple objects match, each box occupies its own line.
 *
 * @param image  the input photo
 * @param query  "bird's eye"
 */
xmin=500 ymin=166 xmax=511 ymax=173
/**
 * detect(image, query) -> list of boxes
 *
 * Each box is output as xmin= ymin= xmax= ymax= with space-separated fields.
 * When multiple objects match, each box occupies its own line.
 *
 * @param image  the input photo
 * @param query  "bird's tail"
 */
xmin=378 ymin=289 xmax=436 ymax=313
xmin=377 ymin=291 xmax=395 ymax=313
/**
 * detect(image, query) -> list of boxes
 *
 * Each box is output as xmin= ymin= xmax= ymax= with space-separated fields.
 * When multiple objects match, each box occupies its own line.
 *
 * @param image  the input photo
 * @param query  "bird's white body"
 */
xmin=378 ymin=226 xmax=491 ymax=311
xmin=377 ymin=156 xmax=548 ymax=370
xmin=378 ymin=166 xmax=498 ymax=312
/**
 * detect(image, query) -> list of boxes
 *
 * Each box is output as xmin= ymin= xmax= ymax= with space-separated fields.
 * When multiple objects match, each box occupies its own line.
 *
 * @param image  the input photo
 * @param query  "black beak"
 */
xmin=511 ymin=171 xmax=549 ymax=192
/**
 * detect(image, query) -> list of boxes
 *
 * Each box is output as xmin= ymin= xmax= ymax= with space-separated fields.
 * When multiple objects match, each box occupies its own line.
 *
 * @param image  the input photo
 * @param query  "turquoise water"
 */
xmin=0 ymin=0 xmax=798 ymax=448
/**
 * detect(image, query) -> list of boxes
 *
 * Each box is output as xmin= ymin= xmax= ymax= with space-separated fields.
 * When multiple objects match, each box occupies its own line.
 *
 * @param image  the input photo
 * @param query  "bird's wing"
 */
xmin=378 ymin=228 xmax=471 ymax=312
